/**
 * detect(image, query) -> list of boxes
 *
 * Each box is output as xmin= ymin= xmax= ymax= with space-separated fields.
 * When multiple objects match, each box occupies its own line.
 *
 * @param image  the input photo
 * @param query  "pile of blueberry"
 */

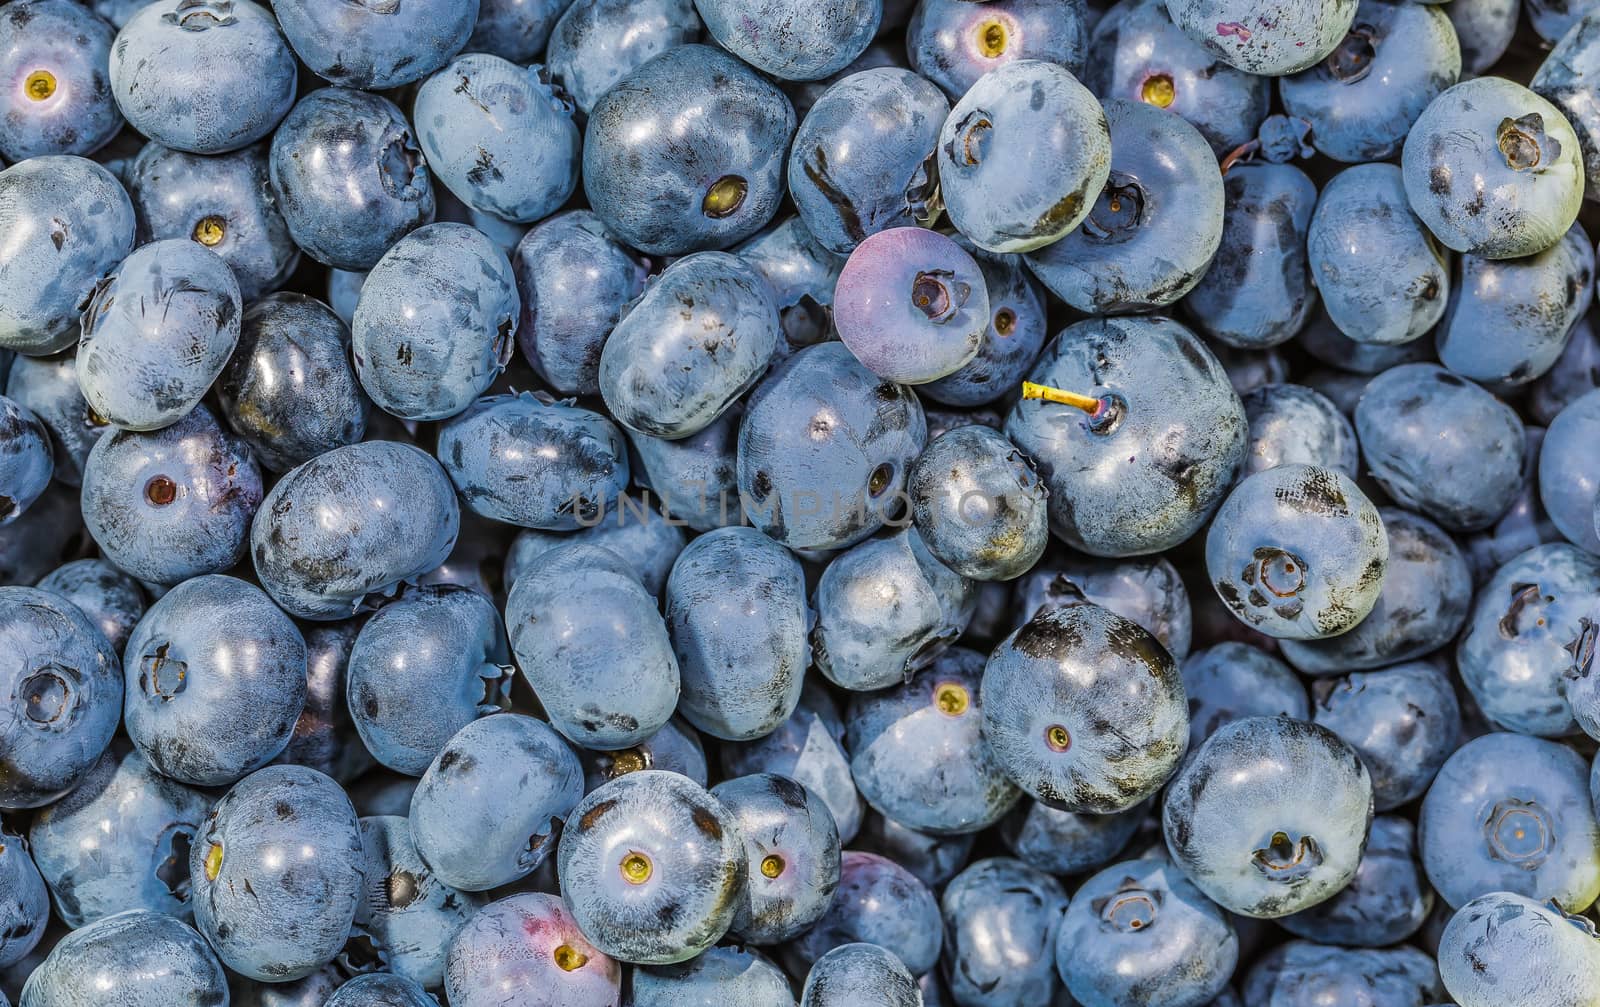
xmin=9 ymin=0 xmax=1600 ymax=1004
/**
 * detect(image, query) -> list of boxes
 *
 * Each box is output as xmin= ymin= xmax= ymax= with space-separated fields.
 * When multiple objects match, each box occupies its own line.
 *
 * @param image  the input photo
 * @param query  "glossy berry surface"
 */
xmin=834 ymin=226 xmax=988 ymax=384
xmin=1421 ymin=731 xmax=1600 ymax=911
xmin=557 ymin=770 xmax=745 ymax=965
xmin=1402 ymin=76 xmax=1585 ymax=260
xmin=1162 ymin=716 xmax=1374 ymax=919
xmin=409 ymin=713 xmax=583 ymax=892
xmin=351 ymin=223 xmax=518 ymax=422
xmin=982 ymin=601 xmax=1187 ymax=813
xmin=0 ymin=586 xmax=122 ymax=810
xmin=937 ymin=59 xmax=1111 ymax=253
xmin=1206 ymin=463 xmax=1389 ymax=641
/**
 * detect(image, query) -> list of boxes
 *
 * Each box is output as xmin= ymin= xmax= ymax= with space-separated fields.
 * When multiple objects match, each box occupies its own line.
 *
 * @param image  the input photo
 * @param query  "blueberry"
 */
xmin=1005 ymin=315 xmax=1247 ymax=556
xmin=189 ymin=765 xmax=364 ymax=981
xmin=0 ymin=586 xmax=121 ymax=809
xmin=1207 ymin=464 xmax=1388 ymax=640
xmin=1085 ymin=0 xmax=1269 ymax=156
xmin=908 ymin=425 xmax=1049 ymax=583
xmin=1183 ymin=161 xmax=1318 ymax=350
xmin=18 ymin=909 xmax=226 ymax=1006
xmin=510 ymin=211 xmax=648 ymax=398
xmin=108 ymin=0 xmax=296 ymax=155
xmin=720 ymin=684 xmax=864 ymax=845
xmin=0 ymin=156 xmax=134 ymax=356
xmin=75 ymin=239 xmax=241 ymax=431
xmin=273 ymin=0 xmax=474 ymax=90
xmin=125 ymin=140 xmax=298 ymax=301
xmin=1027 ymin=97 xmax=1224 ymax=315
xmin=351 ymin=223 xmax=517 ymax=422
xmin=1307 ymin=163 xmax=1450 ymax=347
xmin=1180 ymin=643 xmax=1309 ymax=758
xmin=251 ymin=441 xmax=461 ymax=620
xmin=1356 ymin=363 xmax=1526 ymax=532
xmin=406 ymin=714 xmax=582 ymax=893
xmin=665 ymin=526 xmax=811 ymax=742
xmin=353 ymin=815 xmax=482 ymax=987
xmin=1280 ymin=0 xmax=1460 ymax=162
xmin=1458 ymin=543 xmax=1600 ymax=736
xmin=1278 ymin=816 xmax=1432 ymax=947
xmin=943 ymin=857 xmax=1067 ymax=1006
xmin=557 ymin=771 xmax=744 ymax=965
xmin=937 ymin=59 xmax=1111 ymax=253
xmin=1439 ymin=892 xmax=1600 ymax=1007
xmin=711 ymin=773 xmax=842 ymax=945
xmin=1056 ymin=855 xmax=1238 ymax=1007
xmin=1420 ymin=732 xmax=1600 ymax=909
xmin=0 ymin=822 xmax=48 ymax=968
xmin=812 ymin=527 xmax=975 ymax=691
xmin=737 ymin=342 xmax=927 ymax=551
xmin=632 ymin=944 xmax=795 ymax=1006
xmin=1241 ymin=941 xmax=1444 ymax=1006
xmin=907 ymin=0 xmax=1089 ymax=99
xmin=0 ymin=0 xmax=122 ymax=161
xmin=983 ymin=601 xmax=1187 ymax=813
xmin=1165 ymin=0 xmax=1358 ymax=75
xmin=834 ymin=227 xmax=989 ymax=384
xmin=1441 ymin=224 xmax=1594 ymax=386
xmin=556 ymin=7 xmax=704 ymax=118
xmin=438 ymin=391 xmax=629 ymax=530
xmin=786 ymin=850 xmax=942 ymax=977
xmin=444 ymin=892 xmax=618 ymax=1007
xmin=845 ymin=647 xmax=1021 ymax=835
xmin=1403 ymin=77 xmax=1584 ymax=260
xmin=79 ymin=405 xmax=261 ymax=583
xmin=506 ymin=543 xmax=679 ymax=750
xmin=268 ymin=88 xmax=436 ymax=272
xmin=584 ymin=44 xmax=795 ymax=255
xmin=600 ymin=252 xmax=779 ymax=438
xmin=214 ymin=293 xmax=368 ymax=472
xmin=346 ymin=586 xmax=512 ymax=776
xmin=123 ymin=574 xmax=307 ymax=787
xmin=1162 ymin=715 xmax=1373 ymax=918
xmin=801 ymin=942 xmax=920 ymax=1007
xmin=787 ymin=69 xmax=945 ymax=255
xmin=28 ymin=744 xmax=208 ymax=927
xmin=414 ymin=55 xmax=579 ymax=225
